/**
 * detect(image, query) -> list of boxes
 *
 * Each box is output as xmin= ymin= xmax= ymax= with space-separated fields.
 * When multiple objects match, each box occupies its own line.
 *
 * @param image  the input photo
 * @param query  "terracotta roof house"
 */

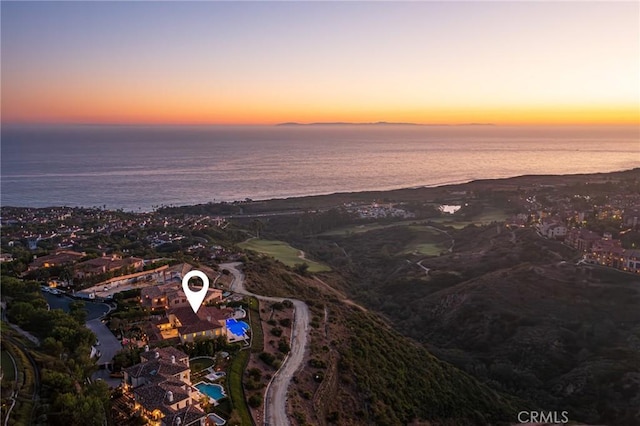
xmin=123 ymin=347 xmax=206 ymax=426
xmin=167 ymin=306 xmax=232 ymax=343
xmin=141 ymin=282 xmax=223 ymax=311
xmin=75 ymin=254 xmax=143 ymax=278
xmin=140 ymin=346 xmax=190 ymax=365
xmin=28 ymin=249 xmax=85 ymax=270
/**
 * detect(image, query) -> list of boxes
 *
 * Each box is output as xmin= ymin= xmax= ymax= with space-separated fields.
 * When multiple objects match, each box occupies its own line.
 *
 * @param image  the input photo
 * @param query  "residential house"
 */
xmin=547 ymin=223 xmax=568 ymax=239
xmin=623 ymin=206 xmax=640 ymax=228
xmin=141 ymin=282 xmax=222 ymax=311
xmin=123 ymin=347 xmax=206 ymax=426
xmin=565 ymin=228 xmax=601 ymax=252
xmin=166 ymin=306 xmax=231 ymax=343
xmin=586 ymin=238 xmax=625 ymax=268
xmin=28 ymin=249 xmax=85 ymax=271
xmin=623 ymin=250 xmax=640 ymax=273
xmin=75 ymin=254 xmax=143 ymax=279
xmin=537 ymin=219 xmax=567 ymax=239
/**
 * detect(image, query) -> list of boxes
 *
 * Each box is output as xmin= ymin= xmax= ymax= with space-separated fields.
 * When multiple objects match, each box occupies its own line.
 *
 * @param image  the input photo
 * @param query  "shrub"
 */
xmin=247 ymin=367 xmax=262 ymax=380
xmin=309 ymin=358 xmax=327 ymax=369
xmin=294 ymin=263 xmax=309 ymax=276
xmin=245 ymin=380 xmax=264 ymax=391
xmin=248 ymin=394 xmax=262 ymax=408
xmin=279 ymin=318 xmax=291 ymax=328
xmin=259 ymin=352 xmax=276 ymax=366
xmin=278 ymin=338 xmax=290 ymax=354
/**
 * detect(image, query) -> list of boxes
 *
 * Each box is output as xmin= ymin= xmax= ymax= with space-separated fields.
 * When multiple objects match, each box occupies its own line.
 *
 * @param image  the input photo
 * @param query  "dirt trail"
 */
xmin=221 ymin=262 xmax=309 ymax=426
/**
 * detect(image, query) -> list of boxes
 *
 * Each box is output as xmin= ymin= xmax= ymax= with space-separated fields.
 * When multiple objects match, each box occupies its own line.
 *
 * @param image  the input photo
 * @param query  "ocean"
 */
xmin=1 ymin=124 xmax=638 ymax=211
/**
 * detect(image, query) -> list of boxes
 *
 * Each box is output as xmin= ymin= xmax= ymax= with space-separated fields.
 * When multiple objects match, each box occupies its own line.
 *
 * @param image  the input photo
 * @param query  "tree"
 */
xmin=200 ymin=395 xmax=211 ymax=412
xmin=59 ymin=265 xmax=74 ymax=286
xmin=112 ymin=347 xmax=141 ymax=371
xmin=50 ymin=393 xmax=107 ymax=426
xmin=41 ymin=369 xmax=74 ymax=396
xmin=69 ymin=301 xmax=87 ymax=323
xmin=294 ymin=262 xmax=309 ymax=276
xmin=42 ymin=337 xmax=65 ymax=358
xmin=7 ymin=301 xmax=36 ymax=326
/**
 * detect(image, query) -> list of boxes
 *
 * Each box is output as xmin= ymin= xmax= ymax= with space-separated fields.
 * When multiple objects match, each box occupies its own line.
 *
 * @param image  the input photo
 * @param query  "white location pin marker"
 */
xmin=182 ymin=270 xmax=209 ymax=313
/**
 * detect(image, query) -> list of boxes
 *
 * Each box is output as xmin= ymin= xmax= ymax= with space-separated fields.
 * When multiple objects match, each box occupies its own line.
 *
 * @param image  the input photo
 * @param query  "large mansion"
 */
xmin=141 ymin=282 xmax=223 ymax=311
xmin=123 ymin=347 xmax=206 ymax=426
xmin=153 ymin=306 xmax=233 ymax=344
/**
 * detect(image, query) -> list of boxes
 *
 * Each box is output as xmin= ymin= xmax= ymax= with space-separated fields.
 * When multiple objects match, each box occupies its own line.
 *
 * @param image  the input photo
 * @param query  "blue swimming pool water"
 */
xmin=195 ymin=383 xmax=226 ymax=401
xmin=208 ymin=413 xmax=226 ymax=425
xmin=226 ymin=318 xmax=250 ymax=337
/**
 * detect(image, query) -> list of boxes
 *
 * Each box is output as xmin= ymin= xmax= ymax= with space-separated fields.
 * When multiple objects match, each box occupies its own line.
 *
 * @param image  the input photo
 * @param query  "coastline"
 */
xmin=2 ymin=167 xmax=638 ymax=213
xmin=160 ymin=166 xmax=640 ymax=214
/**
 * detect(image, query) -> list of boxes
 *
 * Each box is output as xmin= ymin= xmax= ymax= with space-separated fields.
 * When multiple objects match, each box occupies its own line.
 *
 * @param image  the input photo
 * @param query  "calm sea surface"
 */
xmin=1 ymin=125 xmax=638 ymax=211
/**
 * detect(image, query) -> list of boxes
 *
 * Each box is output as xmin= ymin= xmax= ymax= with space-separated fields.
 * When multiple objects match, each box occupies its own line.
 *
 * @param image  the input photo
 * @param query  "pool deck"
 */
xmin=205 ymin=369 xmax=226 ymax=381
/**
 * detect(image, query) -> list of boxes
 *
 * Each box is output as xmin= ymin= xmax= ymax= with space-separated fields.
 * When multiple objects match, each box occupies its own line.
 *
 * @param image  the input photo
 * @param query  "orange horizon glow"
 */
xmin=3 ymin=104 xmax=638 ymax=127
xmin=2 ymin=2 xmax=638 ymax=128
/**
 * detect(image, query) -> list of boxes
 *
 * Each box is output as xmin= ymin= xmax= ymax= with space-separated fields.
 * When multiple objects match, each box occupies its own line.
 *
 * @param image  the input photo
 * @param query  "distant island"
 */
xmin=276 ymin=121 xmax=495 ymax=127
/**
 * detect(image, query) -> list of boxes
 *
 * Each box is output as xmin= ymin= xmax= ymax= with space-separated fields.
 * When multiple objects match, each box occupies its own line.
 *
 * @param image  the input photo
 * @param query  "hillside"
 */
xmin=241 ymin=254 xmax=526 ymax=425
xmin=280 ymin=224 xmax=640 ymax=425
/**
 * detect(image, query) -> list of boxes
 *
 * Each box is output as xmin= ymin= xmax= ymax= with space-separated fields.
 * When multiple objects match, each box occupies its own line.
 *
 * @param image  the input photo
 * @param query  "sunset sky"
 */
xmin=1 ymin=1 xmax=638 ymax=125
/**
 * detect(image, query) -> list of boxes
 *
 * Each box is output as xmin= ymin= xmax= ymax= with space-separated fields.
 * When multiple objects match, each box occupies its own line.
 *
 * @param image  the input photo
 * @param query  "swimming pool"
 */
xmin=195 ymin=382 xmax=226 ymax=401
xmin=207 ymin=413 xmax=226 ymax=425
xmin=226 ymin=318 xmax=250 ymax=337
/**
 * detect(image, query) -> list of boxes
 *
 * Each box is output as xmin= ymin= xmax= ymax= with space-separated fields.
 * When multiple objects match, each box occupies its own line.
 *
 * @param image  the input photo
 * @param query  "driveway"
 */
xmin=221 ymin=262 xmax=309 ymax=426
xmin=85 ymin=318 xmax=122 ymax=366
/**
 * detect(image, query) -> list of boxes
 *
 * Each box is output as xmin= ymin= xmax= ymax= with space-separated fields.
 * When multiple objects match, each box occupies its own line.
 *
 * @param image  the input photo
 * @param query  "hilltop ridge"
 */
xmin=276 ymin=121 xmax=495 ymax=126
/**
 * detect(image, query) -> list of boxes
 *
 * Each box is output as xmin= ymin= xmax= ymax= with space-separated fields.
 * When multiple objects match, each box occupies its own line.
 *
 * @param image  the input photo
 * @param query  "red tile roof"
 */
xmin=169 ymin=306 xmax=232 ymax=335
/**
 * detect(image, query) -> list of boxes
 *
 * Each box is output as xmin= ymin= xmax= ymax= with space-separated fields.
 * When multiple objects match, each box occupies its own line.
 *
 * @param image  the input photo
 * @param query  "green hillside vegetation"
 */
xmin=332 ymin=306 xmax=525 ymax=424
xmin=240 ymin=254 xmax=526 ymax=424
xmin=1 ymin=350 xmax=16 ymax=381
xmin=400 ymin=225 xmax=452 ymax=255
xmin=238 ymin=239 xmax=330 ymax=272
xmin=427 ymin=207 xmax=509 ymax=229
xmin=317 ymin=206 xmax=507 ymax=237
xmin=278 ymin=221 xmax=640 ymax=425
xmin=318 ymin=219 xmax=426 ymax=236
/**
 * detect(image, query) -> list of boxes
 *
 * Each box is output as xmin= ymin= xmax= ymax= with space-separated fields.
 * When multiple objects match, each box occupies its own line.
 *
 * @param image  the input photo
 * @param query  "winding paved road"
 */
xmin=221 ymin=262 xmax=309 ymax=426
